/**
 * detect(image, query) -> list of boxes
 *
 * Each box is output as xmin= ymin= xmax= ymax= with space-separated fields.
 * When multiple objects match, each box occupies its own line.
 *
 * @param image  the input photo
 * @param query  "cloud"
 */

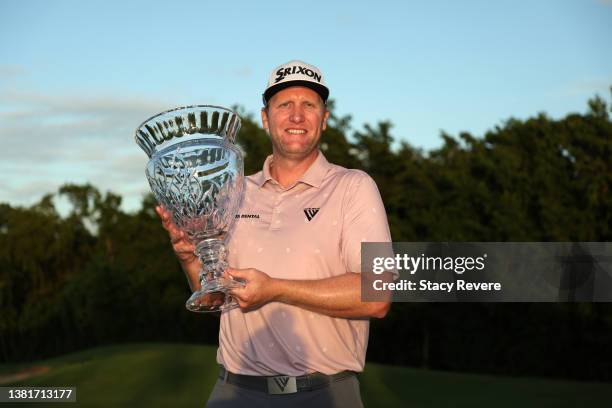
xmin=0 ymin=89 xmax=169 ymax=211
xmin=0 ymin=179 xmax=65 ymax=206
xmin=562 ymin=77 xmax=612 ymax=97
xmin=596 ymin=0 xmax=612 ymax=6
xmin=207 ymin=66 xmax=253 ymax=78
xmin=0 ymin=64 xmax=27 ymax=79
xmin=0 ymin=90 xmax=169 ymax=120
xmin=334 ymin=13 xmax=354 ymax=26
xmin=233 ymin=67 xmax=252 ymax=78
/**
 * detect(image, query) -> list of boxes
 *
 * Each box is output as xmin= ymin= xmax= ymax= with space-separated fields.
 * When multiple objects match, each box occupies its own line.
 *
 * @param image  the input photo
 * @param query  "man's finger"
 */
xmin=164 ymin=222 xmax=182 ymax=237
xmin=228 ymin=281 xmax=243 ymax=292
xmin=160 ymin=218 xmax=172 ymax=232
xmin=160 ymin=215 xmax=173 ymax=227
xmin=227 ymin=268 xmax=249 ymax=280
xmin=169 ymin=230 xmax=184 ymax=243
xmin=173 ymin=242 xmax=195 ymax=253
xmin=171 ymin=238 xmax=191 ymax=247
xmin=229 ymin=287 xmax=245 ymax=300
xmin=155 ymin=205 xmax=170 ymax=220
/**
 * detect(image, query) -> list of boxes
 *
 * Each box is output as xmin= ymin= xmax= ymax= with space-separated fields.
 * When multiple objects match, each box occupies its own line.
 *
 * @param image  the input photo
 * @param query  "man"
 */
xmin=156 ymin=60 xmax=392 ymax=407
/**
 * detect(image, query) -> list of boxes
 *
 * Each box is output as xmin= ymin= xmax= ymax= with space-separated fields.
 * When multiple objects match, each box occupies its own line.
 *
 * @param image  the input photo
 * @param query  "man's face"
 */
xmin=261 ymin=86 xmax=329 ymax=161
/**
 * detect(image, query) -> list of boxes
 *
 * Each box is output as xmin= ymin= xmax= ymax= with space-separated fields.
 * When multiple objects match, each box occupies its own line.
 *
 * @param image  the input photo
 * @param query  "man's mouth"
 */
xmin=286 ymin=129 xmax=306 ymax=135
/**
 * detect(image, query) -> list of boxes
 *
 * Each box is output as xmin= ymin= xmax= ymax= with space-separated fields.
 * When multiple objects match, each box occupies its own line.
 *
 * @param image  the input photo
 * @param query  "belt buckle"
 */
xmin=267 ymin=375 xmax=298 ymax=394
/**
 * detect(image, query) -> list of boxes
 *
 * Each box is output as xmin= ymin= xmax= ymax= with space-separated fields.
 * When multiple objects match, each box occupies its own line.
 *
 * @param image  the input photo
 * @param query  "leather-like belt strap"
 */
xmin=218 ymin=366 xmax=356 ymax=395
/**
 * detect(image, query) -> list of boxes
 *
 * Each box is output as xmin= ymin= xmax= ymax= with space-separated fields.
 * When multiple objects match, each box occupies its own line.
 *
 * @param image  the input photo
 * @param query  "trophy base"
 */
xmin=185 ymin=277 xmax=244 ymax=313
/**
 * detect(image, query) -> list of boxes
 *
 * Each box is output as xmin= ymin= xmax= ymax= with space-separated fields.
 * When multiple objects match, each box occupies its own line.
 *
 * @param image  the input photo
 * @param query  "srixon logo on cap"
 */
xmin=275 ymin=65 xmax=322 ymax=84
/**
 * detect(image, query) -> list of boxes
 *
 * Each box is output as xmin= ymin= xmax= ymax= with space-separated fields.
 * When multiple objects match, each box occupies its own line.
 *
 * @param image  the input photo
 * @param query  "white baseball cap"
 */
xmin=262 ymin=60 xmax=329 ymax=106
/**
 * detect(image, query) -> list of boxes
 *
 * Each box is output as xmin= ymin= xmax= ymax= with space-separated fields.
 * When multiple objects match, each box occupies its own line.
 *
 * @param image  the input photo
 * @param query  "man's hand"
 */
xmin=227 ymin=268 xmax=278 ymax=311
xmin=155 ymin=205 xmax=201 ymax=291
xmin=155 ymin=205 xmax=197 ymax=264
xmin=228 ymin=268 xmax=391 ymax=319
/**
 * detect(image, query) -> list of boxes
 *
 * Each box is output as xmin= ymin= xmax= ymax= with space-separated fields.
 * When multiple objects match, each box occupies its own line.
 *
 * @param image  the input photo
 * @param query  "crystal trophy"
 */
xmin=135 ymin=105 xmax=244 ymax=312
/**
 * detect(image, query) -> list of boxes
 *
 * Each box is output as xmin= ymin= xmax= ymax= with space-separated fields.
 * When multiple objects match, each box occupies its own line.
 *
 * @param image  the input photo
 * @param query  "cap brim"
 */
xmin=263 ymin=80 xmax=329 ymax=105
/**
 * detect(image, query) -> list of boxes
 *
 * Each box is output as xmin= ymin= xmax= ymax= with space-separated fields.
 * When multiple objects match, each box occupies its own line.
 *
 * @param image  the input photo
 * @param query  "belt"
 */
xmin=218 ymin=366 xmax=356 ymax=395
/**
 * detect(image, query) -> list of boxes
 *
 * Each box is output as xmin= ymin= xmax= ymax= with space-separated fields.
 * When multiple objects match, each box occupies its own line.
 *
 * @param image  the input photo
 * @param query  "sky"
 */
xmin=1 ymin=0 xmax=610 ymax=212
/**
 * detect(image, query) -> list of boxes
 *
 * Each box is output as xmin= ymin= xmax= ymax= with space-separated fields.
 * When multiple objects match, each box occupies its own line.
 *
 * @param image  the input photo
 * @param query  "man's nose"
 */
xmin=289 ymin=106 xmax=305 ymax=123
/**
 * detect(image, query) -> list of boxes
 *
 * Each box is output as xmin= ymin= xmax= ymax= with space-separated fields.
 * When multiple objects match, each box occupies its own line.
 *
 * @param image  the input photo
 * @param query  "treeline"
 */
xmin=1 ymin=94 xmax=611 ymax=381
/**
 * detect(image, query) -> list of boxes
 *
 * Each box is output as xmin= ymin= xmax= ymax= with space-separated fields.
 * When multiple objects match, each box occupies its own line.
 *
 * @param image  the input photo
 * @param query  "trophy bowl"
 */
xmin=135 ymin=105 xmax=244 ymax=312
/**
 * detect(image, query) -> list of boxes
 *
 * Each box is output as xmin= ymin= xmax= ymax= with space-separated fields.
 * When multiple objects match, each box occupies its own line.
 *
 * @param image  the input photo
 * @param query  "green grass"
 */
xmin=2 ymin=343 xmax=611 ymax=407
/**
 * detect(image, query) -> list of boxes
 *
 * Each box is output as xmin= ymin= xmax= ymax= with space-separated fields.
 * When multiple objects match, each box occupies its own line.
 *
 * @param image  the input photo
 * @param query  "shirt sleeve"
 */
xmin=340 ymin=171 xmax=392 ymax=273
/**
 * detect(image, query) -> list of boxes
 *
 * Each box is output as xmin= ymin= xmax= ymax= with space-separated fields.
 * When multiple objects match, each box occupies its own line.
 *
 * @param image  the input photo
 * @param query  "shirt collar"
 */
xmin=255 ymin=150 xmax=331 ymax=189
xmin=256 ymin=155 xmax=275 ymax=188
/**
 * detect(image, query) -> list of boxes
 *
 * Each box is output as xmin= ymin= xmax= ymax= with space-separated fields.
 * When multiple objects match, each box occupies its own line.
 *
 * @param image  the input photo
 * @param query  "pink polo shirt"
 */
xmin=218 ymin=151 xmax=391 ymax=375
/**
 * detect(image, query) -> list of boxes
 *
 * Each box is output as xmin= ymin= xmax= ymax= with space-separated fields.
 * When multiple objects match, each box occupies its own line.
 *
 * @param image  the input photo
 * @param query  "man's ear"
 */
xmin=261 ymin=107 xmax=269 ymax=134
xmin=322 ymin=109 xmax=330 ymax=131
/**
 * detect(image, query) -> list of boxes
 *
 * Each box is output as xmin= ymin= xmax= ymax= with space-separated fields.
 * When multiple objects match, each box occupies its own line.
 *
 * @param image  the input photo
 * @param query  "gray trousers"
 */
xmin=205 ymin=375 xmax=364 ymax=408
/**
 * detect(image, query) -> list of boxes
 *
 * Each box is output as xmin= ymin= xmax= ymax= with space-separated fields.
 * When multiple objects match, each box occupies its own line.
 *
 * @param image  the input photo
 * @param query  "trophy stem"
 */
xmin=185 ymin=237 xmax=242 ymax=312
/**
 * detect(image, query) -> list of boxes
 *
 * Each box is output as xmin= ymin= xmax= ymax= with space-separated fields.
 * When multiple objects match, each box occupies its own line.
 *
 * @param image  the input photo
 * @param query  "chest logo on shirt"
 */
xmin=235 ymin=213 xmax=260 ymax=219
xmin=304 ymin=208 xmax=320 ymax=221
